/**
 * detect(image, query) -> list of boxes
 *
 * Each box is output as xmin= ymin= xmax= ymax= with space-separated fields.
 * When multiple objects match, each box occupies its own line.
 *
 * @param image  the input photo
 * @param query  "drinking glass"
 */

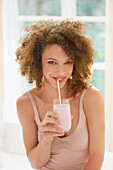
xmin=53 ymin=99 xmax=72 ymax=132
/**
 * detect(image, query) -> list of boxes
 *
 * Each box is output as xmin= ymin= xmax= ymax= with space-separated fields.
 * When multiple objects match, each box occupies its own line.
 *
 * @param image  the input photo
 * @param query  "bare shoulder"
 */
xmin=16 ymin=91 xmax=35 ymax=124
xmin=84 ymin=85 xmax=104 ymax=102
xmin=83 ymin=85 xmax=105 ymax=117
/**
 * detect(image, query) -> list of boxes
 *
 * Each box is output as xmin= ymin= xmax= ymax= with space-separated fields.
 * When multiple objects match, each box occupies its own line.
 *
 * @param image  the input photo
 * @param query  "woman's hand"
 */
xmin=39 ymin=111 xmax=64 ymax=143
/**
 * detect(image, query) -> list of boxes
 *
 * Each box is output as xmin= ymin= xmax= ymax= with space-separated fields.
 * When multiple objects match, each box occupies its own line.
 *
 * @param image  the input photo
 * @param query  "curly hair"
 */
xmin=15 ymin=19 xmax=95 ymax=95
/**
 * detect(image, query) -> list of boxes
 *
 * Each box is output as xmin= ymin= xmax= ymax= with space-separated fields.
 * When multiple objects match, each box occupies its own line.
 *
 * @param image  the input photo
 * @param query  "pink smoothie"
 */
xmin=53 ymin=102 xmax=72 ymax=132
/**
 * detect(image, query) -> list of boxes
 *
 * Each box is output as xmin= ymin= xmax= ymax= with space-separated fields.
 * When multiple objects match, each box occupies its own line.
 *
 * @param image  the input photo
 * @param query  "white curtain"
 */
xmin=105 ymin=0 xmax=113 ymax=152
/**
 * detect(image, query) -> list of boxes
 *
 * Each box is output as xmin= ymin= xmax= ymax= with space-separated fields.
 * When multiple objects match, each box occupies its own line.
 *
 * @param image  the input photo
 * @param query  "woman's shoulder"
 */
xmin=84 ymin=84 xmax=103 ymax=101
xmin=75 ymin=84 xmax=102 ymax=99
xmin=83 ymin=84 xmax=104 ymax=116
xmin=16 ymin=89 xmax=35 ymax=120
xmin=16 ymin=87 xmax=38 ymax=105
xmin=16 ymin=90 xmax=30 ymax=107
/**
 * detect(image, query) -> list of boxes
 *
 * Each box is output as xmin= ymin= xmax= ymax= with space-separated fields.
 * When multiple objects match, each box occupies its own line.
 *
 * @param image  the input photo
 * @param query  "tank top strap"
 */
xmin=79 ymin=84 xmax=92 ymax=119
xmin=26 ymin=91 xmax=41 ymax=126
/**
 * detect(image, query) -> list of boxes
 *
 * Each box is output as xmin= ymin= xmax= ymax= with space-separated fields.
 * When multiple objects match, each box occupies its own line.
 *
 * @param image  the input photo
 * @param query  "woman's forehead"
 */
xmin=42 ymin=44 xmax=69 ymax=59
xmin=43 ymin=44 xmax=62 ymax=52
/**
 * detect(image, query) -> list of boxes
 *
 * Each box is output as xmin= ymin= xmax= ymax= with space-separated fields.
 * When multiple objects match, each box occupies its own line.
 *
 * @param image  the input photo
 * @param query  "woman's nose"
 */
xmin=56 ymin=64 xmax=65 ymax=74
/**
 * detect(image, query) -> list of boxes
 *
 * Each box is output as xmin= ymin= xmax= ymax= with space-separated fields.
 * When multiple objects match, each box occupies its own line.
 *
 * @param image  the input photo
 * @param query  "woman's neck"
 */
xmin=37 ymin=82 xmax=71 ymax=104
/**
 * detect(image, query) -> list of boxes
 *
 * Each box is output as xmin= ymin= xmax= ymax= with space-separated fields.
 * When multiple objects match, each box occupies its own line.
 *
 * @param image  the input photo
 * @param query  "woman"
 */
xmin=16 ymin=19 xmax=105 ymax=170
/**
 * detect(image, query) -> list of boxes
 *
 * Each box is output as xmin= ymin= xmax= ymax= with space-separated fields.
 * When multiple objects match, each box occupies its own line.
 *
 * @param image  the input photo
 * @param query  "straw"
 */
xmin=57 ymin=79 xmax=61 ymax=105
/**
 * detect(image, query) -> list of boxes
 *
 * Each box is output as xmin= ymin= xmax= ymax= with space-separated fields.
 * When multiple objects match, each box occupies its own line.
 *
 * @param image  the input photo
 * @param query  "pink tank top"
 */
xmin=27 ymin=86 xmax=89 ymax=170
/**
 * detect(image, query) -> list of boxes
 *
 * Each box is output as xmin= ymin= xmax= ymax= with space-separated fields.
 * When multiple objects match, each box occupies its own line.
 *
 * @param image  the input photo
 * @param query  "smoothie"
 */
xmin=53 ymin=99 xmax=72 ymax=132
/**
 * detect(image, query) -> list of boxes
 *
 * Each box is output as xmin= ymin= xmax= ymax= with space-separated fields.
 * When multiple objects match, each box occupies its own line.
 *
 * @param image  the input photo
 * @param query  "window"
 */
xmin=2 ymin=0 xmax=106 ymax=120
xmin=77 ymin=0 xmax=106 ymax=99
xmin=18 ymin=0 xmax=106 ymax=99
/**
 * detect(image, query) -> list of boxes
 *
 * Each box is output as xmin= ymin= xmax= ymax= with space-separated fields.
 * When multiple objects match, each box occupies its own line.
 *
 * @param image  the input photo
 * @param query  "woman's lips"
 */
xmin=53 ymin=77 xmax=66 ymax=83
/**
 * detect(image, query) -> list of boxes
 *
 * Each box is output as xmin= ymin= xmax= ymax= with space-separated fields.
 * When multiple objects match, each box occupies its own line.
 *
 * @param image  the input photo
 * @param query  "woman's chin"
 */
xmin=53 ymin=82 xmax=66 ymax=89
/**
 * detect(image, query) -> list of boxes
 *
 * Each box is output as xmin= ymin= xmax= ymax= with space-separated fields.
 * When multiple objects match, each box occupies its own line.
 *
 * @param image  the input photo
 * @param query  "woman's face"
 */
xmin=42 ymin=44 xmax=73 ymax=89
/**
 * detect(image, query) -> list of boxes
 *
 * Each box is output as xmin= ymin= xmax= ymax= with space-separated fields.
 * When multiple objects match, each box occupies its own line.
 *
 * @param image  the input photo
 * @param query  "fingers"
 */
xmin=41 ymin=117 xmax=61 ymax=127
xmin=40 ymin=111 xmax=64 ymax=138
xmin=40 ymin=126 xmax=63 ymax=133
xmin=39 ymin=126 xmax=64 ymax=137
xmin=45 ymin=111 xmax=59 ymax=119
xmin=41 ymin=111 xmax=60 ymax=127
xmin=42 ymin=131 xmax=64 ymax=137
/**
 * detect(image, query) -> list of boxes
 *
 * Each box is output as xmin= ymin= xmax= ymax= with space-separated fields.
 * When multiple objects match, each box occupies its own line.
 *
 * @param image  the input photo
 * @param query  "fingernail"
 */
xmin=40 ymin=127 xmax=43 ymax=131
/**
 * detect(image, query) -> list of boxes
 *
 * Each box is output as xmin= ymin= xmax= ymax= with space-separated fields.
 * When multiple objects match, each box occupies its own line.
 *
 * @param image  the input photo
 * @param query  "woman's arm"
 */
xmin=84 ymin=87 xmax=105 ymax=170
xmin=16 ymin=94 xmax=52 ymax=169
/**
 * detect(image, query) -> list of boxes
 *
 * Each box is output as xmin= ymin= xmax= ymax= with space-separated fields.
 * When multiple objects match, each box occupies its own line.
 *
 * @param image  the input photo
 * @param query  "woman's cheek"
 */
xmin=43 ymin=65 xmax=55 ymax=74
xmin=65 ymin=65 xmax=73 ymax=74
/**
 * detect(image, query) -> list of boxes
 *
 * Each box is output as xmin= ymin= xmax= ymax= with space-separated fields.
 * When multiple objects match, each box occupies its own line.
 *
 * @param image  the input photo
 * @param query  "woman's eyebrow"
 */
xmin=46 ymin=58 xmax=57 ymax=61
xmin=46 ymin=57 xmax=72 ymax=61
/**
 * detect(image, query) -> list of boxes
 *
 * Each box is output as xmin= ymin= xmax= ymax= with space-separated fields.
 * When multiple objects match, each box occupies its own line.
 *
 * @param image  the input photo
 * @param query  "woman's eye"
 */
xmin=48 ymin=61 xmax=56 ymax=64
xmin=65 ymin=61 xmax=72 ymax=64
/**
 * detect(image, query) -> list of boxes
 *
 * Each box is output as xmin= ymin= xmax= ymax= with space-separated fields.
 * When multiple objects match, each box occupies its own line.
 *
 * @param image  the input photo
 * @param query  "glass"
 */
xmin=91 ymin=70 xmax=105 ymax=100
xmin=85 ymin=22 xmax=105 ymax=62
xmin=77 ymin=0 xmax=105 ymax=16
xmin=53 ymin=99 xmax=72 ymax=132
xmin=18 ymin=0 xmax=61 ymax=16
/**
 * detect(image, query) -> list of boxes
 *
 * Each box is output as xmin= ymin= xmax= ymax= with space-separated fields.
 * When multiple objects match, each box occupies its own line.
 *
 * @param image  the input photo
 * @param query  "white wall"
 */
xmin=0 ymin=0 xmax=5 ymax=151
xmin=0 ymin=0 xmax=25 ymax=155
xmin=3 ymin=122 xmax=25 ymax=155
